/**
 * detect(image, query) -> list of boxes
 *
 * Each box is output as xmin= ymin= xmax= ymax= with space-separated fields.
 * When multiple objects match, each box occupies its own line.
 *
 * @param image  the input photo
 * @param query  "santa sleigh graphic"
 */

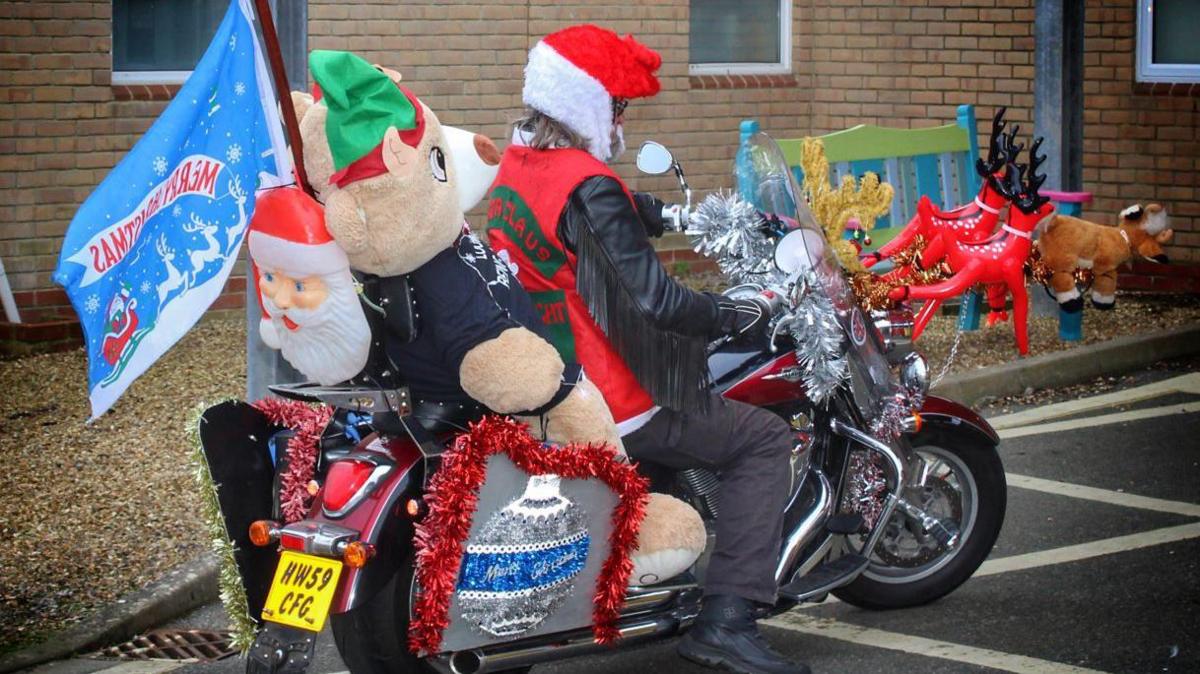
xmin=98 ymin=284 xmax=150 ymax=386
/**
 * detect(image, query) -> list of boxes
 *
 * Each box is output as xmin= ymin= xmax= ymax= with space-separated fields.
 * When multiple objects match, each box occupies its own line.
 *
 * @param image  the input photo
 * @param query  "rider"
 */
xmin=486 ymin=24 xmax=808 ymax=674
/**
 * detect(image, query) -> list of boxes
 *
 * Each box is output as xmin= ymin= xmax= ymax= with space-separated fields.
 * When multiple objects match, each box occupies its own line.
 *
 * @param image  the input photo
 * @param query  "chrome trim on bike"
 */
xmin=774 ymin=469 xmax=834 ymax=585
xmin=322 ymin=451 xmax=395 ymax=519
xmin=446 ymin=617 xmax=678 ymax=674
xmin=829 ymin=418 xmax=906 ymax=490
xmin=896 ymin=496 xmax=961 ymax=549
xmin=829 ymin=417 xmax=908 ymax=559
xmin=620 ymin=587 xmax=681 ymax=614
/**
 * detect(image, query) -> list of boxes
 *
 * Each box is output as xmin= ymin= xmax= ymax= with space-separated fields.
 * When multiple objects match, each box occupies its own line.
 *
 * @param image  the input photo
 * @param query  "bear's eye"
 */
xmin=430 ymin=147 xmax=447 ymax=183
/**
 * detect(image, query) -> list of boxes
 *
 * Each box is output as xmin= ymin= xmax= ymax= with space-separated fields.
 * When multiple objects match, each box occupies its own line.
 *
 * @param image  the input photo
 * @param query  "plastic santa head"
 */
xmin=523 ymin=24 xmax=662 ymax=162
xmin=247 ymin=187 xmax=370 ymax=385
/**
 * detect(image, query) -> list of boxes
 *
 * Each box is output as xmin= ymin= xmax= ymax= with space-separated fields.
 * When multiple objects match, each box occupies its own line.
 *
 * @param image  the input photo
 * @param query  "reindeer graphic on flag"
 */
xmin=53 ymin=0 xmax=290 ymax=418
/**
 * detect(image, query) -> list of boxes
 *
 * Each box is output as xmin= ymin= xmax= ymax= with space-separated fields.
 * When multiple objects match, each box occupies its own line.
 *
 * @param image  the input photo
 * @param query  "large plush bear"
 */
xmin=286 ymin=50 xmax=704 ymax=585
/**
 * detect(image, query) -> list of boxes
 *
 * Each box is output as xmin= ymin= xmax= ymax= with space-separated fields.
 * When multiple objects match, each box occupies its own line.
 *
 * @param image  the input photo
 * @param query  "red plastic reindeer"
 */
xmin=888 ymin=138 xmax=1054 ymax=356
xmin=863 ymin=107 xmax=1015 ymax=280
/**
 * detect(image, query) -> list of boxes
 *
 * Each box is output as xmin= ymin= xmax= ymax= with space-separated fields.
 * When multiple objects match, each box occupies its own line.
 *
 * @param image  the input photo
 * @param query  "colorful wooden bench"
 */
xmin=740 ymin=104 xmax=988 ymax=330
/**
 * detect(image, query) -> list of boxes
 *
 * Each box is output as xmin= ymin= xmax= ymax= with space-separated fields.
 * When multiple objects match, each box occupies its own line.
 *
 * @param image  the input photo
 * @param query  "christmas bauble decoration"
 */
xmin=456 ymin=474 xmax=589 ymax=638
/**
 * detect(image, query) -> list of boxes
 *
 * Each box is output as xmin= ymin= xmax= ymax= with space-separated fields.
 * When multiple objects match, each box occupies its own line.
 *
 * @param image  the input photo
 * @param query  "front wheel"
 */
xmin=834 ymin=427 xmax=1006 ymax=610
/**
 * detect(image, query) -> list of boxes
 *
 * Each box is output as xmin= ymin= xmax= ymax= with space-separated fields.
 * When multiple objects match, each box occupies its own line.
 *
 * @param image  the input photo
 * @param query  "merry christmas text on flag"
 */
xmin=53 ymin=0 xmax=291 ymax=419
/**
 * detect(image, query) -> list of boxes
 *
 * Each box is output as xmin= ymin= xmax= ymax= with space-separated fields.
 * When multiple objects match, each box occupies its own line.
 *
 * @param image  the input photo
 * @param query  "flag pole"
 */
xmin=251 ymin=0 xmax=314 ymax=198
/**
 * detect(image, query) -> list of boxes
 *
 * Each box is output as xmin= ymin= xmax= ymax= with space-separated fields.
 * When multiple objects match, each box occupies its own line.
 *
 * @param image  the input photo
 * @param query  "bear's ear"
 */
xmin=290 ymin=90 xmax=314 ymax=123
xmin=381 ymin=127 xmax=420 ymax=179
xmin=372 ymin=64 xmax=403 ymax=85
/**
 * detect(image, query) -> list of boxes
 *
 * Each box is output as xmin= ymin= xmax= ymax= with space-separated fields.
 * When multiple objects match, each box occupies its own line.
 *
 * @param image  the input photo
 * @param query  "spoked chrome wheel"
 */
xmin=865 ymin=446 xmax=978 ymax=584
xmin=833 ymin=427 xmax=1005 ymax=610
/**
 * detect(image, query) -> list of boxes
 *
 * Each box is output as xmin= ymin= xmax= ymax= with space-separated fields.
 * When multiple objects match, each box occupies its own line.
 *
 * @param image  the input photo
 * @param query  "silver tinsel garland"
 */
xmin=689 ymin=192 xmax=848 ymax=405
xmin=785 ymin=272 xmax=848 ymax=405
xmin=689 ymin=191 xmax=781 ymax=286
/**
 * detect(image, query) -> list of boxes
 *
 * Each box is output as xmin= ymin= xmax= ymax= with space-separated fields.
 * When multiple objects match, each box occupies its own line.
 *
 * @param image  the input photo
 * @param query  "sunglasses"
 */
xmin=612 ymin=98 xmax=629 ymax=119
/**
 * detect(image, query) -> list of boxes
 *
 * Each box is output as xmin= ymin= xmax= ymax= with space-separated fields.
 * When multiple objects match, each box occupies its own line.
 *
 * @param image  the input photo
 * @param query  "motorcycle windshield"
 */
xmin=734 ymin=132 xmax=895 ymax=417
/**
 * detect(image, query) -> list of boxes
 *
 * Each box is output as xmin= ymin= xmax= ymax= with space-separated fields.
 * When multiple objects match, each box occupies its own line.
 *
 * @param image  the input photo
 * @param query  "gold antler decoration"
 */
xmin=798 ymin=138 xmax=894 ymax=273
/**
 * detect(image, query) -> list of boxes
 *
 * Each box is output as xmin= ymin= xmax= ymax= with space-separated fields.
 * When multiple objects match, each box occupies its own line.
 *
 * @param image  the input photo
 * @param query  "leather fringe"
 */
xmin=575 ymin=222 xmax=710 ymax=413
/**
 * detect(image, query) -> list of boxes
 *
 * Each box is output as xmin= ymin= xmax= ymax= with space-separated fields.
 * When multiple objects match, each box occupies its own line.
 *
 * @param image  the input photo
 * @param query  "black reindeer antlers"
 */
xmin=994 ymin=136 xmax=1049 ymax=214
xmin=977 ymin=107 xmax=1049 ymax=214
xmin=976 ymin=106 xmax=1009 ymax=177
xmin=1017 ymin=137 xmax=1050 ymax=213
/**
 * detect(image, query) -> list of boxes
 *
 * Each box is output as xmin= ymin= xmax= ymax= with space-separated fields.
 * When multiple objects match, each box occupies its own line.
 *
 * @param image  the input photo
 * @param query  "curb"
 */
xmin=932 ymin=323 xmax=1200 ymax=406
xmin=0 ymin=554 xmax=219 ymax=674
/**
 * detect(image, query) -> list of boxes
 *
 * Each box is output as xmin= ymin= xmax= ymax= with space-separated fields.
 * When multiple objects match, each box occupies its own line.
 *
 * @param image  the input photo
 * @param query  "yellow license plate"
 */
xmin=261 ymin=550 xmax=343 ymax=632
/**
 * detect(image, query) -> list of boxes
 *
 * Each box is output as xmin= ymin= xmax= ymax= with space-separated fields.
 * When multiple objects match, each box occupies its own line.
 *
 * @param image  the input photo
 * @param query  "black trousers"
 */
xmin=623 ymin=393 xmax=793 ymax=604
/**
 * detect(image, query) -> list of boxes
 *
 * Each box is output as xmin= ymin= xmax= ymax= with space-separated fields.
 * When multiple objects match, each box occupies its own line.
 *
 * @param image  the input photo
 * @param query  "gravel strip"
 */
xmin=0 ymin=318 xmax=244 ymax=652
xmin=0 ymin=289 xmax=1196 ymax=652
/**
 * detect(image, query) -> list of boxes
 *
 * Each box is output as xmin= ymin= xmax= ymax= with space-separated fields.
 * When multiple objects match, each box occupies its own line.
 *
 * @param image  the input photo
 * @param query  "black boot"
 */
xmin=678 ymin=595 xmax=811 ymax=674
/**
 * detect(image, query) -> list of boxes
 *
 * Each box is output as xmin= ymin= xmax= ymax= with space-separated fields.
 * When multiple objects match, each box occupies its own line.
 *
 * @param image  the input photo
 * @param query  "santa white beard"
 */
xmin=260 ymin=271 xmax=371 ymax=385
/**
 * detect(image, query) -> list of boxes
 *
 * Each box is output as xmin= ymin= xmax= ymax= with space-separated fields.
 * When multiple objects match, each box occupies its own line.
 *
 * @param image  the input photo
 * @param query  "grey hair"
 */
xmin=514 ymin=108 xmax=588 ymax=151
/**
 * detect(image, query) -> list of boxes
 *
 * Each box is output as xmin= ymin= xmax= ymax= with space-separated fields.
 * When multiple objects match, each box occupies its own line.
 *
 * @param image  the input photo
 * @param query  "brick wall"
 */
xmin=307 ymin=0 xmax=812 ymax=205
xmin=0 ymin=0 xmax=246 ymax=330
xmin=2 ymin=0 xmax=1196 ymax=347
xmin=799 ymin=1 xmax=1037 ymax=173
xmin=1080 ymin=0 xmax=1199 ymax=263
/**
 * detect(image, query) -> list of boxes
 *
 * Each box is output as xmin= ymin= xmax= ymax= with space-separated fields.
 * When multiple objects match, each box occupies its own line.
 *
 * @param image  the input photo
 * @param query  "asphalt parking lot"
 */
xmin=23 ymin=371 xmax=1200 ymax=674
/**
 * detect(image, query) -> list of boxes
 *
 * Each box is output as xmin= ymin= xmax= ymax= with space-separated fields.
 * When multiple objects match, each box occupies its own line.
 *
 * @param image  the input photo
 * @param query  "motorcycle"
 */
xmin=209 ymin=131 xmax=1005 ymax=674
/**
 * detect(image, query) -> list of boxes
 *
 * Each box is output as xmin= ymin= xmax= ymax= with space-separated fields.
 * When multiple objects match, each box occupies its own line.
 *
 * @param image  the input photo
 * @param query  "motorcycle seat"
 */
xmin=409 ymin=398 xmax=489 ymax=437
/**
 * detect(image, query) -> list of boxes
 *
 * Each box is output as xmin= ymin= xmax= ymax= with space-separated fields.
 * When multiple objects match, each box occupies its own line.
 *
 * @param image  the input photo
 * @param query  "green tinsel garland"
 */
xmin=187 ymin=401 xmax=257 ymax=653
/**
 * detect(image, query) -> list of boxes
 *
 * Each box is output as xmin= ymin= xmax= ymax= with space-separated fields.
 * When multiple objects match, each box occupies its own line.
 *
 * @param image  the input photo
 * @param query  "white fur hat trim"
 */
xmin=248 ymin=230 xmax=349 ymax=278
xmin=523 ymin=41 xmax=613 ymax=162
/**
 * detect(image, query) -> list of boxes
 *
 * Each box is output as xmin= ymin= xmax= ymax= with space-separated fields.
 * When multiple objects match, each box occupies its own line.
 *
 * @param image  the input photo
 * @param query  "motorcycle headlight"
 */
xmin=899 ymin=352 xmax=929 ymax=402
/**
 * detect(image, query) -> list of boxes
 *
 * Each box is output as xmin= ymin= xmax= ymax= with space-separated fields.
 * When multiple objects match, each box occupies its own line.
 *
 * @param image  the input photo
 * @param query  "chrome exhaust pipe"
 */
xmin=446 ymin=617 xmax=679 ymax=674
xmin=774 ymin=469 xmax=834 ymax=584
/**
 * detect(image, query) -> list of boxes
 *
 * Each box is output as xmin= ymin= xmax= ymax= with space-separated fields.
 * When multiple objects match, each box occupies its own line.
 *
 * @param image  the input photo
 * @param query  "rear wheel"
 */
xmin=330 ymin=557 xmax=433 ymax=674
xmin=330 ymin=557 xmax=531 ymax=673
xmin=833 ymin=427 xmax=1005 ymax=609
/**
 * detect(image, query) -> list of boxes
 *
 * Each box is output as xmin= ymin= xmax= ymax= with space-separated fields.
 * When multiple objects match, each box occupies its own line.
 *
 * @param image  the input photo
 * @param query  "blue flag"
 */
xmin=54 ymin=0 xmax=290 ymax=419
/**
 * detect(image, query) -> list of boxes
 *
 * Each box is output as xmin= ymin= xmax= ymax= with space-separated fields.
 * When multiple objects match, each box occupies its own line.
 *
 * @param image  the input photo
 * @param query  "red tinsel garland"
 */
xmin=408 ymin=415 xmax=649 ymax=655
xmin=251 ymin=398 xmax=332 ymax=523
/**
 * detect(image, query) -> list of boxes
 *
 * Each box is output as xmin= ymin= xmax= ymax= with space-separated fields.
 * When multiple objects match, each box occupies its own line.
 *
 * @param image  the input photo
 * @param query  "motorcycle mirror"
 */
xmin=774 ymin=228 xmax=824 ymax=274
xmin=637 ymin=141 xmax=675 ymax=175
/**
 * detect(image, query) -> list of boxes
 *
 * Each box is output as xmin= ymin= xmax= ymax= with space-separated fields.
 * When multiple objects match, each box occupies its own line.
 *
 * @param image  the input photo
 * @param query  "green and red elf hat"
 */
xmin=308 ymin=49 xmax=427 ymax=188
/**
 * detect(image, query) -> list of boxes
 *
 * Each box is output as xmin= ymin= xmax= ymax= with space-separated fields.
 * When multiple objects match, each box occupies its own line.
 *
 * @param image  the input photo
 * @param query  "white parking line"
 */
xmin=996 ymin=402 xmax=1200 ymax=439
xmin=765 ymin=614 xmax=1107 ymax=673
xmin=988 ymin=373 xmax=1200 ymax=430
xmin=1007 ymin=473 xmax=1200 ymax=518
xmin=977 ymin=521 xmax=1200 ymax=577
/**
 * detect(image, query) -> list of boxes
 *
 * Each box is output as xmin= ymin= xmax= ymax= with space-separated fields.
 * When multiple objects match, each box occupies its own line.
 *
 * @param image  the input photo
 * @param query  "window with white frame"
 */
xmin=1136 ymin=0 xmax=1200 ymax=83
xmin=689 ymin=0 xmax=791 ymax=76
xmin=112 ymin=0 xmax=227 ymax=85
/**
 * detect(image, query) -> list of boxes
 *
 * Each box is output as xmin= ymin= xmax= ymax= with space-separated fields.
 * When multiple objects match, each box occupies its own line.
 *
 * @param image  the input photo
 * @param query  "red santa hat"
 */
xmin=523 ymin=24 xmax=661 ymax=162
xmin=247 ymin=187 xmax=348 ymax=278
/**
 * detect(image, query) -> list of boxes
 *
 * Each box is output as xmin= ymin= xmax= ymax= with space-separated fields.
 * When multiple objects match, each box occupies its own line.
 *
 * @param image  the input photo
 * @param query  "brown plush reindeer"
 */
xmin=1036 ymin=203 xmax=1173 ymax=312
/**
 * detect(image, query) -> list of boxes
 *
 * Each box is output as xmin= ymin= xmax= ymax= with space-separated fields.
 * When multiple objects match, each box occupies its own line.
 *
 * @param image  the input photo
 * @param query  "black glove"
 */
xmin=711 ymin=296 xmax=772 ymax=341
xmin=632 ymin=191 xmax=668 ymax=238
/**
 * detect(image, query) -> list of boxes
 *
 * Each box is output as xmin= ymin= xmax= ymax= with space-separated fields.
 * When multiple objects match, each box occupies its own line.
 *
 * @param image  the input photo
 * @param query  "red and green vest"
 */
xmin=485 ymin=145 xmax=655 ymax=425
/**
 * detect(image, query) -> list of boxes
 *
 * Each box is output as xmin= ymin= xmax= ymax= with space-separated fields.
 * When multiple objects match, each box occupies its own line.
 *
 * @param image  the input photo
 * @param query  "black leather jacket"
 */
xmin=557 ymin=175 xmax=720 ymax=337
